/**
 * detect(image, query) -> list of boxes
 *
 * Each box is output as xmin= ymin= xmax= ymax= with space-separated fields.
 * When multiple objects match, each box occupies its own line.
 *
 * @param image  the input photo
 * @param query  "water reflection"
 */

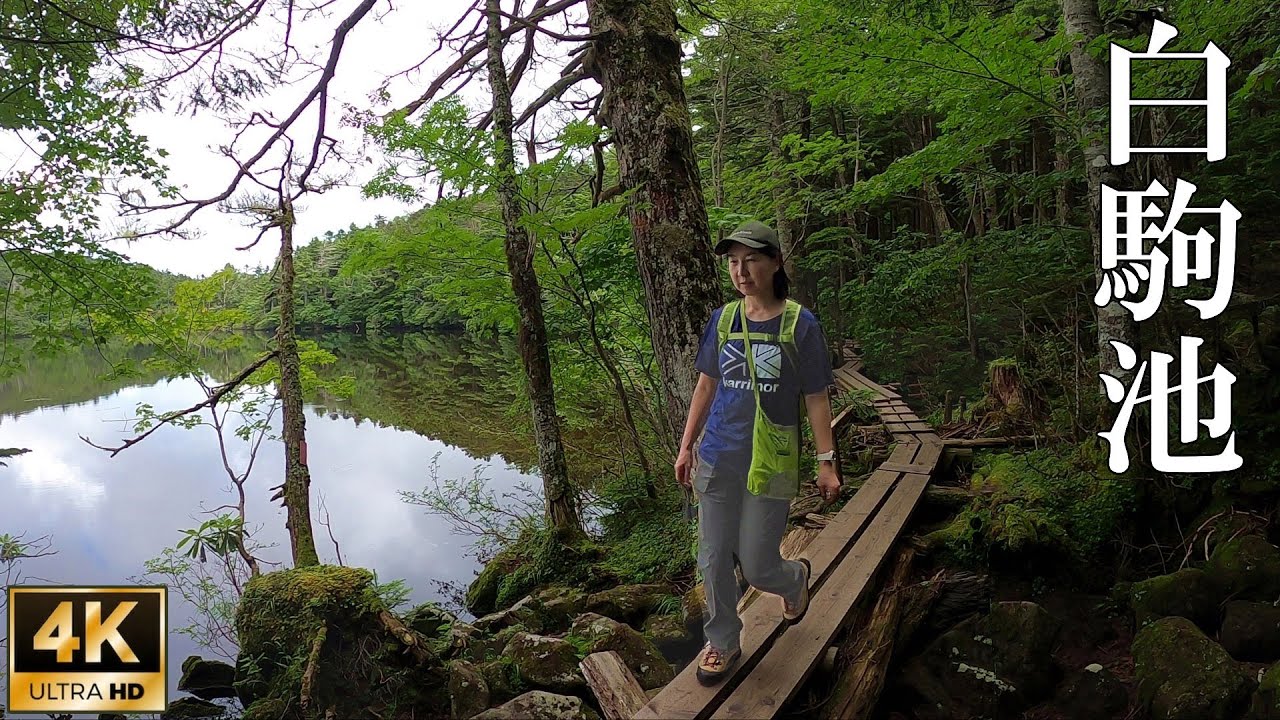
xmin=0 ymin=333 xmax=555 ymax=706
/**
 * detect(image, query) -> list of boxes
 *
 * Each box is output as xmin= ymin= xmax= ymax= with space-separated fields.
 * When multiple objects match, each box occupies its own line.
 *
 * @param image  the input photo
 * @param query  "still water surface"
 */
xmin=0 ymin=332 xmax=569 ymax=707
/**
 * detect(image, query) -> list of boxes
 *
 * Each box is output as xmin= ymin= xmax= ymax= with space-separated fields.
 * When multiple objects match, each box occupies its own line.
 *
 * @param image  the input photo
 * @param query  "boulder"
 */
xmin=533 ymin=586 xmax=589 ymax=633
xmin=474 ymin=596 xmax=539 ymax=634
xmin=570 ymin=612 xmax=675 ymax=690
xmin=503 ymin=632 xmax=586 ymax=694
xmin=1250 ymin=661 xmax=1280 ymax=720
xmin=898 ymin=601 xmax=1062 ymax=720
xmin=642 ymin=612 xmax=698 ymax=663
xmin=477 ymin=659 xmax=522 ymax=706
xmin=1051 ymin=664 xmax=1128 ymax=720
xmin=471 ymin=690 xmax=601 ymax=720
xmin=1222 ymin=601 xmax=1280 ymax=662
xmin=1131 ymin=568 xmax=1219 ymax=631
xmin=449 ymin=660 xmax=490 ymax=720
xmin=1133 ymin=616 xmax=1255 ymax=720
xmin=405 ymin=602 xmax=457 ymax=638
xmin=178 ymin=656 xmax=237 ymax=701
xmin=162 ymin=697 xmax=226 ymax=719
xmin=1206 ymin=535 xmax=1280 ymax=603
xmin=584 ymin=584 xmax=674 ymax=628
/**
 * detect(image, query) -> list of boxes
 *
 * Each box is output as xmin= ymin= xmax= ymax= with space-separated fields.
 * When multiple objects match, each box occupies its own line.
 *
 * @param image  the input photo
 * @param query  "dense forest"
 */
xmin=3 ymin=0 xmax=1280 ymax=718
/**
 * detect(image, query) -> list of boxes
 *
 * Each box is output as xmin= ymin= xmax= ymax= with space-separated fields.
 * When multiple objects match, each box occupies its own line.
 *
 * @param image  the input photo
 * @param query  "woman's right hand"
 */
xmin=675 ymin=446 xmax=694 ymax=488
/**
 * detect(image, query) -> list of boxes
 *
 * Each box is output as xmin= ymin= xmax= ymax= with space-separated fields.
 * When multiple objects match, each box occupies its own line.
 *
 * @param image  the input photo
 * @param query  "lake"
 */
xmin=0 ymin=331 xmax=614 ymax=707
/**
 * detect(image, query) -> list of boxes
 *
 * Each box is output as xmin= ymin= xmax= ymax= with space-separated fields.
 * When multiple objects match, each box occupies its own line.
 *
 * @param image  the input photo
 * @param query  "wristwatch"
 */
xmin=816 ymin=451 xmax=836 ymax=463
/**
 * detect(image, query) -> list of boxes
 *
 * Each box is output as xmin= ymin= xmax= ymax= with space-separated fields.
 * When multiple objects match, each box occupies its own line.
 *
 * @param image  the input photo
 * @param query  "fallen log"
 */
xmin=581 ymin=651 xmax=647 ymax=720
xmin=821 ymin=546 xmax=916 ymax=719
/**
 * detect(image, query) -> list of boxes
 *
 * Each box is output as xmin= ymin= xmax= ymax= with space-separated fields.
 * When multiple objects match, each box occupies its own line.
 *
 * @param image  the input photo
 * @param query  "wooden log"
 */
xmin=581 ymin=651 xmax=648 ymax=720
xmin=821 ymin=546 xmax=916 ymax=720
xmin=942 ymin=436 xmax=1042 ymax=448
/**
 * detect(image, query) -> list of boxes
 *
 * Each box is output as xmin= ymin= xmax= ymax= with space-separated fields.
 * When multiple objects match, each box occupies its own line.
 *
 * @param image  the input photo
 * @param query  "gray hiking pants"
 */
xmin=694 ymin=461 xmax=805 ymax=653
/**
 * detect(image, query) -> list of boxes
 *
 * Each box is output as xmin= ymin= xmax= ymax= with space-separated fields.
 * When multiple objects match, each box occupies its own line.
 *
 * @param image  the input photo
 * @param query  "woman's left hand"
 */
xmin=817 ymin=463 xmax=842 ymax=504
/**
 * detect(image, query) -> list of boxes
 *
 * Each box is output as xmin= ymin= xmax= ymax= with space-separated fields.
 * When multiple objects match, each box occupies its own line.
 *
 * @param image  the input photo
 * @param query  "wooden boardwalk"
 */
xmin=587 ymin=356 xmax=944 ymax=720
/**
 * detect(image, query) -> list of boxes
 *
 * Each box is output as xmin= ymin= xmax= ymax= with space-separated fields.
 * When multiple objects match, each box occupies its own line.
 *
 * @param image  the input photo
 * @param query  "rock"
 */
xmin=162 ymin=697 xmax=226 ymax=719
xmin=585 ymin=583 xmax=674 ymax=628
xmin=177 ymin=656 xmax=237 ymax=701
xmin=571 ymin=612 xmax=676 ymax=690
xmin=503 ymin=632 xmax=586 ymax=694
xmin=642 ymin=612 xmax=698 ymax=663
xmin=449 ymin=660 xmax=490 ymax=720
xmin=466 ymin=560 xmax=508 ymax=617
xmin=1052 ymin=665 xmax=1128 ymax=719
xmin=645 ymin=687 xmax=662 ymax=700
xmin=682 ymin=586 xmax=706 ymax=634
xmin=474 ymin=596 xmax=539 ymax=634
xmin=1131 ymin=568 xmax=1220 ymax=631
xmin=471 ymin=690 xmax=601 ymax=720
xmin=1207 ymin=535 xmax=1280 ymax=603
xmin=98 ymin=715 xmax=128 ymax=720
xmin=478 ymin=659 xmax=522 ymax=706
xmin=1133 ymin=616 xmax=1255 ymax=720
xmin=1223 ymin=601 xmax=1280 ymax=662
xmin=442 ymin=620 xmax=481 ymax=661
xmin=1250 ymin=661 xmax=1280 ymax=720
xmin=532 ymin=586 xmax=589 ymax=633
xmin=405 ymin=601 xmax=457 ymax=638
xmin=898 ymin=601 xmax=1062 ymax=720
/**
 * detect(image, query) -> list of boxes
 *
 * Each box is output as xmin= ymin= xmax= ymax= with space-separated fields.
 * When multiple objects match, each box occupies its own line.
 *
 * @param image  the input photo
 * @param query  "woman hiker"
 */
xmin=675 ymin=220 xmax=841 ymax=686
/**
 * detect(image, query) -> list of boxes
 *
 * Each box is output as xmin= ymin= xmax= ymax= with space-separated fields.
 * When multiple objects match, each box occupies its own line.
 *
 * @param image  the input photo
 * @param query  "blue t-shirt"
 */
xmin=694 ymin=303 xmax=835 ymax=476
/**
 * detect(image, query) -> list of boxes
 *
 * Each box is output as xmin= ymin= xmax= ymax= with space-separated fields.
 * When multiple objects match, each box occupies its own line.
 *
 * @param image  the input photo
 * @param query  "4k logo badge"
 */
xmin=7 ymin=586 xmax=167 ymax=713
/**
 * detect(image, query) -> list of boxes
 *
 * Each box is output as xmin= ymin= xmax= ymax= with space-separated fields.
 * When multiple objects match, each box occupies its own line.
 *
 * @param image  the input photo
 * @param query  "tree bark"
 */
xmin=487 ymin=0 xmax=582 ymax=534
xmin=586 ymin=0 xmax=724 ymax=448
xmin=276 ymin=191 xmax=320 ymax=568
xmin=1062 ymin=0 xmax=1140 ymax=400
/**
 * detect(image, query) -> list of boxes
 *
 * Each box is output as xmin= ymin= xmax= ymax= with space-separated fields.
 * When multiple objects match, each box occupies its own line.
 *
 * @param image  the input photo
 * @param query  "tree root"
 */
xmin=300 ymin=625 xmax=328 ymax=712
xmin=377 ymin=609 xmax=432 ymax=665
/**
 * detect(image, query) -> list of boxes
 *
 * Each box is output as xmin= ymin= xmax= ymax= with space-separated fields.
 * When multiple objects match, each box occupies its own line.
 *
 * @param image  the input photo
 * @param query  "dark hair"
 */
xmin=761 ymin=244 xmax=790 ymax=300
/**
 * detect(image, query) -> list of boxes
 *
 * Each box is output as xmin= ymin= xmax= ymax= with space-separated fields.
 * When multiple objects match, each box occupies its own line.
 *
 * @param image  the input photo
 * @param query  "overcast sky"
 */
xmin=107 ymin=0 xmax=502 ymax=278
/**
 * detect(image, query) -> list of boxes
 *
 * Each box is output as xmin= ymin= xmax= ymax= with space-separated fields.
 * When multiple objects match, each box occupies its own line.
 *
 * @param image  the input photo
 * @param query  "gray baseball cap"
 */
xmin=714 ymin=220 xmax=780 ymax=255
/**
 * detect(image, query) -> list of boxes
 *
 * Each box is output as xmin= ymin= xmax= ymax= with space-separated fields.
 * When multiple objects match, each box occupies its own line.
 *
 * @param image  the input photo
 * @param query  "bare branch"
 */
xmin=80 ymin=351 xmax=280 ymax=457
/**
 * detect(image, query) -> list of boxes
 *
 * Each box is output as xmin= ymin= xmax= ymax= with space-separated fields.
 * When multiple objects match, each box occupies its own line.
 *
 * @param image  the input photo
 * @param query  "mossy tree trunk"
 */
xmin=486 ymin=0 xmax=582 ymax=535
xmin=586 ymin=0 xmax=723 ymax=453
xmin=276 ymin=190 xmax=321 ymax=568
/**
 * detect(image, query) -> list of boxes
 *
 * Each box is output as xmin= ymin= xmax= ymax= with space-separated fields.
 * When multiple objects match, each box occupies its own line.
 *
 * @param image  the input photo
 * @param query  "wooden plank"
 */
xmin=877 ymin=461 xmax=936 ymax=476
xmin=635 ymin=453 xmax=913 ymax=720
xmin=886 ymin=422 xmax=932 ymax=433
xmin=581 ymin=651 xmax=648 ymax=720
xmin=708 ymin=473 xmax=931 ymax=719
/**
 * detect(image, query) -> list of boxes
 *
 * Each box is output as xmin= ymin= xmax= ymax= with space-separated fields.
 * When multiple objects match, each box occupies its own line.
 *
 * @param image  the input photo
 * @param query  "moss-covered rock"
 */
xmin=898 ymin=601 xmax=1062 ymax=720
xmin=1206 ymin=535 xmax=1280 ymax=603
xmin=161 ymin=697 xmax=226 ymax=719
xmin=178 ymin=656 xmax=236 ymax=701
xmin=503 ymin=632 xmax=586 ymax=694
xmin=478 ymin=658 xmax=523 ymax=706
xmin=449 ymin=660 xmax=489 ymax=720
xmin=470 ymin=690 xmax=601 ymax=720
xmin=642 ymin=612 xmax=696 ymax=663
xmin=466 ymin=560 xmax=509 ymax=617
xmin=1050 ymin=665 xmax=1128 ymax=720
xmin=234 ymin=565 xmax=448 ymax=720
xmin=569 ymin=612 xmax=675 ymax=690
xmin=1249 ymin=661 xmax=1280 ymax=720
xmin=1223 ymin=601 xmax=1280 ymax=662
xmin=1133 ymin=616 xmax=1254 ymax=720
xmin=532 ymin=586 xmax=589 ymax=633
xmin=584 ymin=583 xmax=673 ymax=629
xmin=404 ymin=601 xmax=456 ymax=638
xmin=1131 ymin=568 xmax=1219 ymax=631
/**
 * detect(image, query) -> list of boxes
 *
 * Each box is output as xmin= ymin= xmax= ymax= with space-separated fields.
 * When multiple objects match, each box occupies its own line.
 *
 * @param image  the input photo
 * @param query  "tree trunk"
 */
xmin=1062 ymin=0 xmax=1140 ymax=400
xmin=487 ymin=0 xmax=582 ymax=534
xmin=276 ymin=192 xmax=320 ymax=568
xmin=586 ymin=0 xmax=723 ymax=448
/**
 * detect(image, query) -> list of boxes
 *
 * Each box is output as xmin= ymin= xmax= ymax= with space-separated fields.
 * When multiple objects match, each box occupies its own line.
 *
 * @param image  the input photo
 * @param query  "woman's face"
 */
xmin=725 ymin=243 xmax=780 ymax=298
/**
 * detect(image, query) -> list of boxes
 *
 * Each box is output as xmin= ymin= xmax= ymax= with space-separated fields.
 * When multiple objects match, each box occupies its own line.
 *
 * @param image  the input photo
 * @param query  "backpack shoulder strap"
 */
xmin=779 ymin=300 xmax=802 ymax=345
xmin=715 ymin=301 xmax=739 ymax=350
